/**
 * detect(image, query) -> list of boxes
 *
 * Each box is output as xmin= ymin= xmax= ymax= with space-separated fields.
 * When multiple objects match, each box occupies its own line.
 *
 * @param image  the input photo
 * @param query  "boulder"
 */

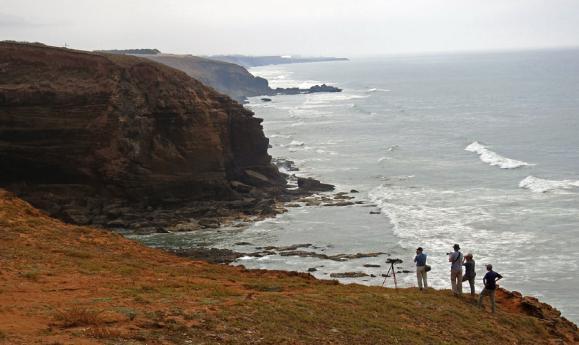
xmin=297 ymin=177 xmax=335 ymax=192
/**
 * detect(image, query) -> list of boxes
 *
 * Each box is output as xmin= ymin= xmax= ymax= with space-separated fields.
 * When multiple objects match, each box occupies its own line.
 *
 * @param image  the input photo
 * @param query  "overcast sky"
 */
xmin=1 ymin=0 xmax=579 ymax=57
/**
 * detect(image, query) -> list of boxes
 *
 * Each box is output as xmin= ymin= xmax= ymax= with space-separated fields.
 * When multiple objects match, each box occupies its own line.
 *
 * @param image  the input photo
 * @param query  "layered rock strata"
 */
xmin=0 ymin=42 xmax=288 ymax=230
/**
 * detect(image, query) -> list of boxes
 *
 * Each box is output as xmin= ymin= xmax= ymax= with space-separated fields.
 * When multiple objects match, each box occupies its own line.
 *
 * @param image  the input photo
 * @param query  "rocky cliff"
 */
xmin=0 ymin=42 xmax=285 ymax=229
xmin=139 ymin=54 xmax=342 ymax=103
xmin=140 ymin=54 xmax=271 ymax=102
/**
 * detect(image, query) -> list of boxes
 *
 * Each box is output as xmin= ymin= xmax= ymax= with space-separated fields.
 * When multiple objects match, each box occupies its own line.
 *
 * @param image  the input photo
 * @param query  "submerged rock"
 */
xmin=263 ymin=244 xmax=313 ymax=251
xmin=330 ymin=272 xmax=369 ymax=278
xmin=279 ymin=250 xmax=387 ymax=262
xmin=171 ymin=247 xmax=244 ymax=264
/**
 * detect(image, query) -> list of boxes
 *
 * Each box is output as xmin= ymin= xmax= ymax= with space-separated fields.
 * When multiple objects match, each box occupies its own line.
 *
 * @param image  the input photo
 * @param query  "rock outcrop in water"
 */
xmin=0 ymin=42 xmax=286 ymax=229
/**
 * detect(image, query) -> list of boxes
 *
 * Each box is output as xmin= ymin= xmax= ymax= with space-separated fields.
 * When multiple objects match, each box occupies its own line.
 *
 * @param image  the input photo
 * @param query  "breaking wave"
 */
xmin=465 ymin=141 xmax=533 ymax=169
xmin=519 ymin=176 xmax=579 ymax=193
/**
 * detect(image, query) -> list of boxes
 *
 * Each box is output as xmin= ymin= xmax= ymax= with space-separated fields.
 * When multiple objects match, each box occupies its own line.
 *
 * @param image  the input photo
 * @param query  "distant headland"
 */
xmin=95 ymin=48 xmax=345 ymax=102
xmin=207 ymin=54 xmax=349 ymax=68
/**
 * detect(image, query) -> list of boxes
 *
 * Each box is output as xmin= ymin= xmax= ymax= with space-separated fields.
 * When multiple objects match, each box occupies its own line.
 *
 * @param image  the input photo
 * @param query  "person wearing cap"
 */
xmin=478 ymin=264 xmax=503 ymax=313
xmin=462 ymin=253 xmax=476 ymax=296
xmin=448 ymin=244 xmax=464 ymax=296
xmin=414 ymin=247 xmax=428 ymax=290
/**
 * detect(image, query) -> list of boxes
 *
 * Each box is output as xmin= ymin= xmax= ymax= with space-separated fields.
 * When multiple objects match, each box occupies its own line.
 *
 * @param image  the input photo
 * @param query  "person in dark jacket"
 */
xmin=478 ymin=264 xmax=503 ymax=313
xmin=462 ymin=253 xmax=476 ymax=296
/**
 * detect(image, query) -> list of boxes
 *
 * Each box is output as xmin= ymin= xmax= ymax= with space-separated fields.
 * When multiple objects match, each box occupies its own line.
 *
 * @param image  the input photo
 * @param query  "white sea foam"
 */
xmin=519 ymin=176 xmax=579 ymax=193
xmin=367 ymin=88 xmax=391 ymax=92
xmin=368 ymin=185 xmax=536 ymax=288
xmin=269 ymin=134 xmax=292 ymax=139
xmin=465 ymin=141 xmax=533 ymax=169
xmin=288 ymin=140 xmax=305 ymax=147
xmin=305 ymin=93 xmax=369 ymax=105
xmin=315 ymin=149 xmax=338 ymax=155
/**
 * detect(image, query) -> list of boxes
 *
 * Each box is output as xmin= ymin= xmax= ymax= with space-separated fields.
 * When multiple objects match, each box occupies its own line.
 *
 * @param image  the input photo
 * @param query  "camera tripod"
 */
xmin=382 ymin=258 xmax=402 ymax=289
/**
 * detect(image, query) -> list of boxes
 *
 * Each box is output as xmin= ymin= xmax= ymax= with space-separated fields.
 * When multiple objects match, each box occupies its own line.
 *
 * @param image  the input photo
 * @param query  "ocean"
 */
xmin=134 ymin=49 xmax=579 ymax=323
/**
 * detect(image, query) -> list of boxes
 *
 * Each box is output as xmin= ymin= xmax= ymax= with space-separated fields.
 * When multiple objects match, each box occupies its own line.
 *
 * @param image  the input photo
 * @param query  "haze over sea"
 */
xmin=137 ymin=49 xmax=579 ymax=323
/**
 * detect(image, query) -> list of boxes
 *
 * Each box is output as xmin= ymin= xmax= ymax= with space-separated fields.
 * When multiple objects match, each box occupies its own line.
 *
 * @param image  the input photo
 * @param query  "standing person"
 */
xmin=462 ymin=253 xmax=476 ymax=296
xmin=478 ymin=264 xmax=503 ymax=313
xmin=414 ymin=247 xmax=428 ymax=290
xmin=448 ymin=244 xmax=464 ymax=296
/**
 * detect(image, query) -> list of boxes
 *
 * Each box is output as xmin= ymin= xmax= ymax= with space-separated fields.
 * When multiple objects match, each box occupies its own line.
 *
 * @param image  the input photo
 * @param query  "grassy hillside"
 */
xmin=0 ymin=189 xmax=576 ymax=344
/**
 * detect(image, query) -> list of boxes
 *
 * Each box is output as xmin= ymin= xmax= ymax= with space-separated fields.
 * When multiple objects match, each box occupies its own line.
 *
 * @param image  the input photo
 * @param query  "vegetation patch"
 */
xmin=20 ymin=268 xmax=40 ymax=281
xmin=54 ymin=307 xmax=103 ymax=328
xmin=243 ymin=283 xmax=284 ymax=292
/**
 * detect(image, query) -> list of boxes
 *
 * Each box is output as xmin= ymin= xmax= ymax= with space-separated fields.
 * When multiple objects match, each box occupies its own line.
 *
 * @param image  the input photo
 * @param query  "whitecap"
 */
xmin=367 ymin=88 xmax=391 ymax=93
xmin=315 ymin=149 xmax=338 ymax=155
xmin=269 ymin=134 xmax=292 ymax=139
xmin=465 ymin=141 xmax=533 ymax=169
xmin=288 ymin=140 xmax=305 ymax=147
xmin=519 ymin=176 xmax=579 ymax=193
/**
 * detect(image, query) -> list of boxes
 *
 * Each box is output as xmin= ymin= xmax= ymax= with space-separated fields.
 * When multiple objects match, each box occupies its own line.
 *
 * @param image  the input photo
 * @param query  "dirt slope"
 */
xmin=0 ymin=190 xmax=576 ymax=344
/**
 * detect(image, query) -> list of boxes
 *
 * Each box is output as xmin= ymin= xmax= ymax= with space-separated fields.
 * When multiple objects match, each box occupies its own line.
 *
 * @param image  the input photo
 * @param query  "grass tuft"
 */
xmin=54 ymin=307 xmax=102 ymax=328
xmin=20 ymin=268 xmax=40 ymax=281
xmin=84 ymin=327 xmax=122 ymax=339
xmin=62 ymin=249 xmax=92 ymax=259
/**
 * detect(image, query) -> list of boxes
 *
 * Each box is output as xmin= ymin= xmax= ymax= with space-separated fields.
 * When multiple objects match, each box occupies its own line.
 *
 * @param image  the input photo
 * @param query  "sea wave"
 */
xmin=465 ymin=141 xmax=533 ymax=169
xmin=368 ymin=184 xmax=535 ymax=288
xmin=367 ymin=88 xmax=391 ymax=93
xmin=519 ymin=176 xmax=579 ymax=193
xmin=269 ymin=134 xmax=292 ymax=139
xmin=288 ymin=140 xmax=305 ymax=147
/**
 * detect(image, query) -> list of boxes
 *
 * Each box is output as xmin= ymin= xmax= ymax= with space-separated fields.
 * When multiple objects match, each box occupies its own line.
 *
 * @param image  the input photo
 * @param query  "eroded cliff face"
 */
xmin=138 ymin=54 xmax=342 ymax=103
xmin=140 ymin=54 xmax=270 ymax=102
xmin=0 ymin=42 xmax=284 ymax=229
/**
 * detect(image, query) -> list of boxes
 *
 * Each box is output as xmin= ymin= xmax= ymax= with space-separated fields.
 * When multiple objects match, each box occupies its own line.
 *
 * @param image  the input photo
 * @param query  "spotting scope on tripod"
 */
xmin=382 ymin=258 xmax=403 ymax=289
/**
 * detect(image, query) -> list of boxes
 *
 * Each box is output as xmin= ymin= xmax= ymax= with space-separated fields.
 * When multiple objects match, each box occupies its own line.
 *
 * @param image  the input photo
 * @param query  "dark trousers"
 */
xmin=462 ymin=275 xmax=475 ymax=295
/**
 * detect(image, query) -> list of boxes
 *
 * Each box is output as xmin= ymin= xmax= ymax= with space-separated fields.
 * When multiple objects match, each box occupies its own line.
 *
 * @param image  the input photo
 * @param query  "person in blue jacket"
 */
xmin=478 ymin=264 xmax=503 ymax=313
xmin=414 ymin=247 xmax=428 ymax=290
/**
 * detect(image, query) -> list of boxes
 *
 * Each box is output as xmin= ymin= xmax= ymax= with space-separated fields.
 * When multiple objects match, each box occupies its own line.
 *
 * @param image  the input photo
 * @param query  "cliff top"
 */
xmin=0 ymin=189 xmax=576 ymax=344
